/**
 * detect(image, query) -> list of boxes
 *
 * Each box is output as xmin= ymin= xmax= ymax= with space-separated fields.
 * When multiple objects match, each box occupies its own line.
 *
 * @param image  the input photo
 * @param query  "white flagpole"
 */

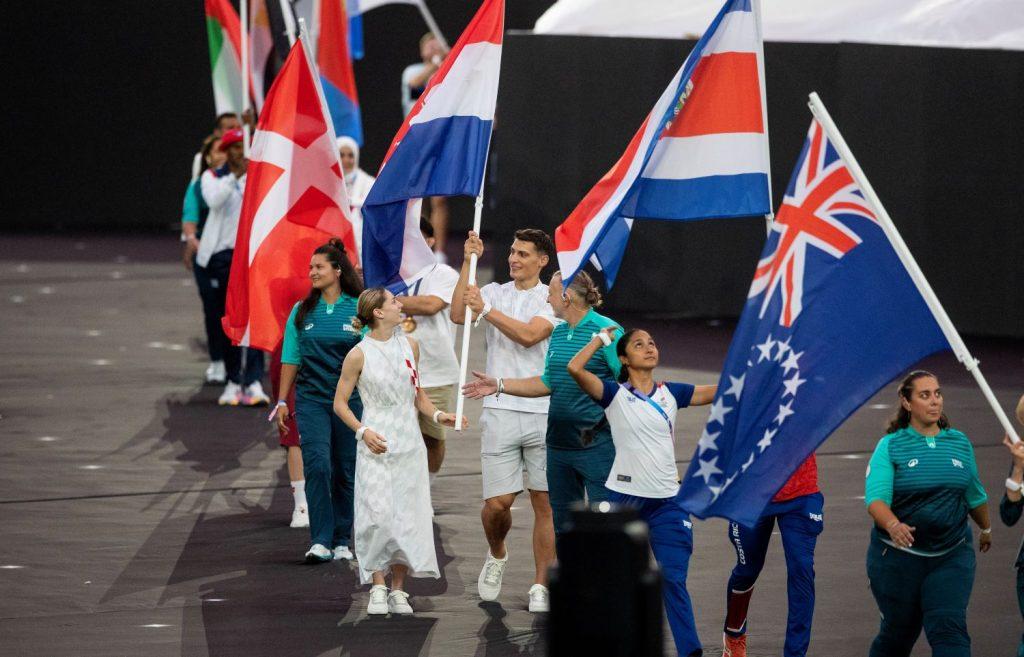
xmin=752 ymin=0 xmax=774 ymax=234
xmin=241 ymin=0 xmax=252 ymax=157
xmin=281 ymin=0 xmax=298 ymax=46
xmin=808 ymin=92 xmax=1021 ymax=444
xmin=311 ymin=0 xmax=321 ymax=60
xmin=415 ymin=1 xmax=449 ymax=50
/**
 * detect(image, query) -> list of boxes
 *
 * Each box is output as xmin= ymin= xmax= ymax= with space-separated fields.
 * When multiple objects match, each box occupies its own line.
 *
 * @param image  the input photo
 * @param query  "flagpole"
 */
xmin=416 ymin=1 xmax=449 ymax=50
xmin=240 ymin=0 xmax=252 ymax=157
xmin=808 ymin=92 xmax=1021 ymax=444
xmin=281 ymin=0 xmax=298 ymax=46
xmin=752 ymin=0 xmax=773 ymax=234
xmin=311 ymin=0 xmax=321 ymax=59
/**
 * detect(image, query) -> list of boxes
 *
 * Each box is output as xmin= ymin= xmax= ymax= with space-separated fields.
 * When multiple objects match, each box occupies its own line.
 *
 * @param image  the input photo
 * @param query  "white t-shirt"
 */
xmin=400 ymin=265 xmax=460 ymax=387
xmin=480 ymin=281 xmax=559 ymax=414
xmin=599 ymin=380 xmax=695 ymax=499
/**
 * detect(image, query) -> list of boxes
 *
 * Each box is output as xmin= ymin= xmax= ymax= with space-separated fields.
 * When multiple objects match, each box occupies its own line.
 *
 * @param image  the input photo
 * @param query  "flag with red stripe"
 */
xmin=555 ymin=0 xmax=770 ymax=286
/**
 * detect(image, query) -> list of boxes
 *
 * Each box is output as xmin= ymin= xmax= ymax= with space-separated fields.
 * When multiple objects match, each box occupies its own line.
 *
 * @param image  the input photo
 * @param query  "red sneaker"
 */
xmin=723 ymin=632 xmax=747 ymax=657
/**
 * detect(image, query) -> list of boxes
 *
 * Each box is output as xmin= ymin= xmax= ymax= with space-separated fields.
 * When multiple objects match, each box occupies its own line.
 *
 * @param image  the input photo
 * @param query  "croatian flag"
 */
xmin=555 ymin=0 xmax=770 ymax=286
xmin=361 ymin=0 xmax=503 ymax=291
xmin=676 ymin=118 xmax=950 ymax=527
xmin=317 ymin=0 xmax=362 ymax=144
xmin=222 ymin=35 xmax=357 ymax=352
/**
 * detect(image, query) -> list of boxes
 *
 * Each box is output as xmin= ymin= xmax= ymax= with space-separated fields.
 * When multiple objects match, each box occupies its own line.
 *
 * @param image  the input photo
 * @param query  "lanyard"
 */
xmin=624 ymin=383 xmax=672 ymax=434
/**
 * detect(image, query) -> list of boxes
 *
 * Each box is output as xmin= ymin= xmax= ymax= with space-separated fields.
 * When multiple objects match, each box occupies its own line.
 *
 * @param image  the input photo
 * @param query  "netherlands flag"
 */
xmin=317 ymin=0 xmax=362 ymax=144
xmin=555 ymin=0 xmax=771 ymax=286
xmin=361 ymin=0 xmax=503 ymax=291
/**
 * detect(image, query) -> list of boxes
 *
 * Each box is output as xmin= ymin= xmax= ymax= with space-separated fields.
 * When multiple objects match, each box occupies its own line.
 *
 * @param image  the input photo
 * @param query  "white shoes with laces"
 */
xmin=388 ymin=590 xmax=413 ymax=615
xmin=333 ymin=545 xmax=354 ymax=561
xmin=218 ymin=381 xmax=242 ymax=406
xmin=528 ymin=584 xmax=550 ymax=613
xmin=205 ymin=360 xmax=226 ymax=383
xmin=367 ymin=585 xmax=389 ymax=615
xmin=304 ymin=543 xmax=332 ymax=563
xmin=477 ymin=549 xmax=509 ymax=602
xmin=243 ymin=381 xmax=270 ymax=406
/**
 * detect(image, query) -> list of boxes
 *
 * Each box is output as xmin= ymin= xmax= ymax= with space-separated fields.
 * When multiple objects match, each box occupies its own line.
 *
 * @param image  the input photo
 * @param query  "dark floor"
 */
xmin=0 ymin=235 xmax=1022 ymax=657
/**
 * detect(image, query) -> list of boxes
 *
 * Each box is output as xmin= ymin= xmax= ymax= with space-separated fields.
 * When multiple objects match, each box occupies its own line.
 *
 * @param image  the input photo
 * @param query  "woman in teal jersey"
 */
xmin=275 ymin=239 xmax=364 ymax=563
xmin=864 ymin=370 xmax=992 ymax=657
xmin=463 ymin=270 xmax=622 ymax=537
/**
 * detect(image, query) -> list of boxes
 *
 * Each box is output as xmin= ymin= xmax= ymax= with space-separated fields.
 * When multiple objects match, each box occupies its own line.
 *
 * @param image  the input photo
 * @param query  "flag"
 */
xmin=222 ymin=35 xmax=357 ymax=352
xmin=349 ymin=0 xmax=424 ymax=16
xmin=554 ymin=0 xmax=770 ymax=287
xmin=361 ymin=0 xmax=503 ymax=291
xmin=205 ymin=0 xmax=246 ymax=114
xmin=675 ymin=118 xmax=950 ymax=527
xmin=267 ymin=0 xmax=298 ymax=58
xmin=317 ymin=0 xmax=363 ymax=144
xmin=250 ymin=0 xmax=274 ymax=111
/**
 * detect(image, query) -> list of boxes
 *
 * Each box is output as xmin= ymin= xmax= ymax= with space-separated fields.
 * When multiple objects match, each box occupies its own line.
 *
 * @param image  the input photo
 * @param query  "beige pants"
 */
xmin=418 ymin=384 xmax=455 ymax=441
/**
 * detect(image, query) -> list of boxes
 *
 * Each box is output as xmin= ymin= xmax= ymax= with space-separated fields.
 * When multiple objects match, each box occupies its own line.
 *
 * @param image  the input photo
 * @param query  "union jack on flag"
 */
xmin=750 ymin=121 xmax=877 ymax=327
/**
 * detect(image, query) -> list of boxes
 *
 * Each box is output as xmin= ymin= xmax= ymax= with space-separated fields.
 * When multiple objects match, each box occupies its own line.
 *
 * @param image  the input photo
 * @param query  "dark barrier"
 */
xmin=490 ymin=34 xmax=1024 ymax=338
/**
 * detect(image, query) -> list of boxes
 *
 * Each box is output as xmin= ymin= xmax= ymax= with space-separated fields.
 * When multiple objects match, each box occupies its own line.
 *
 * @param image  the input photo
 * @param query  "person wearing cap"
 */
xmin=336 ymin=136 xmax=375 ymax=259
xmin=199 ymin=129 xmax=269 ymax=407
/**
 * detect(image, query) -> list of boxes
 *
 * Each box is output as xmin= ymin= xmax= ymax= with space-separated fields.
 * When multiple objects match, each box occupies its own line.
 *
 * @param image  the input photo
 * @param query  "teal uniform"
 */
xmin=864 ymin=426 xmax=988 ymax=657
xmin=282 ymin=295 xmax=364 ymax=550
xmin=540 ymin=308 xmax=621 ymax=533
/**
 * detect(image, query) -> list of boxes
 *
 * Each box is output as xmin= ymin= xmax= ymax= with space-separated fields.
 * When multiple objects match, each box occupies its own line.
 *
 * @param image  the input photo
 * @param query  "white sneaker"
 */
xmin=367 ymin=584 xmax=389 ymax=615
xmin=333 ymin=545 xmax=354 ymax=561
xmin=528 ymin=584 xmax=550 ymax=613
xmin=477 ymin=549 xmax=508 ymax=602
xmin=205 ymin=360 xmax=226 ymax=383
xmin=243 ymin=381 xmax=270 ymax=406
xmin=388 ymin=590 xmax=413 ymax=615
xmin=289 ymin=506 xmax=309 ymax=528
xmin=218 ymin=382 xmax=242 ymax=406
xmin=304 ymin=543 xmax=332 ymax=563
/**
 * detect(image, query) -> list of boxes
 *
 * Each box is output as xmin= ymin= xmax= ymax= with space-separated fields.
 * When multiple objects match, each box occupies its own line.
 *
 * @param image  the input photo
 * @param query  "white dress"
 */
xmin=353 ymin=332 xmax=439 ymax=584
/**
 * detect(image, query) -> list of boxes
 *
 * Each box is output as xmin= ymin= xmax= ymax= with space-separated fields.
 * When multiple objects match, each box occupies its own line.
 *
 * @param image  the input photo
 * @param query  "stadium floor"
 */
xmin=1 ymin=235 xmax=1021 ymax=656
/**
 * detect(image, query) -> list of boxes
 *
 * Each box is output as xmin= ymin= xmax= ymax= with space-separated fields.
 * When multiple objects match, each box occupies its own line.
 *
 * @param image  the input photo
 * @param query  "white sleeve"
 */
xmin=200 ymin=170 xmax=237 ymax=209
xmin=419 ymin=266 xmax=459 ymax=305
xmin=536 ymin=300 xmax=559 ymax=326
xmin=480 ymin=282 xmax=500 ymax=305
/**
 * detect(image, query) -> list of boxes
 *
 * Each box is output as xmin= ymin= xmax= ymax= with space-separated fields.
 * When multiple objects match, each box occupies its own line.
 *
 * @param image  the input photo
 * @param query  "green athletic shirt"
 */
xmin=281 ymin=295 xmax=362 ymax=405
xmin=540 ymin=308 xmax=621 ymax=450
xmin=865 ymin=426 xmax=987 ymax=555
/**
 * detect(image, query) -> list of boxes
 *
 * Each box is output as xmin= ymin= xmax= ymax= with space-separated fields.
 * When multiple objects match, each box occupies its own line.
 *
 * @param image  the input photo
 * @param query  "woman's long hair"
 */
xmin=885 ymin=370 xmax=951 ymax=434
xmin=294 ymin=238 xmax=363 ymax=328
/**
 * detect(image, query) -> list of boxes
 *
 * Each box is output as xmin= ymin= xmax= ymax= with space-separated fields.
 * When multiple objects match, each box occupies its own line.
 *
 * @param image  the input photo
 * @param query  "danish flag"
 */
xmin=749 ymin=120 xmax=876 ymax=327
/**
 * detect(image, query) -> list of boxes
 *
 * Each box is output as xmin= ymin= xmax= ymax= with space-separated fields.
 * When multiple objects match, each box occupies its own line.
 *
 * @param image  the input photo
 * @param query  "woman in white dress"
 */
xmin=336 ymin=137 xmax=375 ymax=259
xmin=333 ymin=287 xmax=467 ymax=616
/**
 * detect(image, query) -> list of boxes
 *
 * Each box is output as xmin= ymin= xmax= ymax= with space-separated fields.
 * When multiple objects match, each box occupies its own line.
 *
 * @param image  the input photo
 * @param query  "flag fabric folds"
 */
xmin=222 ymin=36 xmax=357 ymax=352
xmin=205 ymin=0 xmax=246 ymax=114
xmin=317 ymin=0 xmax=363 ymax=144
xmin=361 ymin=0 xmax=503 ymax=291
xmin=250 ymin=0 xmax=274 ymax=111
xmin=555 ymin=0 xmax=770 ymax=287
xmin=676 ymin=118 xmax=950 ymax=527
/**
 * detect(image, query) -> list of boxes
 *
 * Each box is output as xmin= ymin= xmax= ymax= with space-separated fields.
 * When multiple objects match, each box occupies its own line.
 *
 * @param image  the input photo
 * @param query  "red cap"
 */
xmin=219 ymin=129 xmax=244 ymax=151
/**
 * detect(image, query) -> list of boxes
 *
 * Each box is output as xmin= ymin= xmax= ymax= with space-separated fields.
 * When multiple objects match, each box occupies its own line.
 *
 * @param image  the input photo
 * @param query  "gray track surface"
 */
xmin=1 ymin=236 xmax=1021 ymax=656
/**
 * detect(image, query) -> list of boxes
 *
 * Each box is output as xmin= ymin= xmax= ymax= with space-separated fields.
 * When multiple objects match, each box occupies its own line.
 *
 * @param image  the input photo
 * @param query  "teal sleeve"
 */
xmin=540 ymin=347 xmax=552 ymax=389
xmin=965 ymin=443 xmax=988 ymax=508
xmin=182 ymin=180 xmax=201 ymax=224
xmin=865 ymin=435 xmax=894 ymax=507
xmin=281 ymin=305 xmax=302 ymax=365
xmin=590 ymin=313 xmax=623 ymax=379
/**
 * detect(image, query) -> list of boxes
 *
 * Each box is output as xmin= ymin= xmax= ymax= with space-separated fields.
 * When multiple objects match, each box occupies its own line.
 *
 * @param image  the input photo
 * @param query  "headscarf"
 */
xmin=336 ymin=136 xmax=360 ymax=185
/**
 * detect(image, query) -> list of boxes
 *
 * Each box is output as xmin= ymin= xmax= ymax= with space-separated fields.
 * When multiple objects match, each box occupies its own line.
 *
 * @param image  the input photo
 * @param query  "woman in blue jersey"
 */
xmin=275 ymin=239 xmax=364 ymax=563
xmin=864 ymin=370 xmax=992 ymax=657
xmin=569 ymin=326 xmax=717 ymax=657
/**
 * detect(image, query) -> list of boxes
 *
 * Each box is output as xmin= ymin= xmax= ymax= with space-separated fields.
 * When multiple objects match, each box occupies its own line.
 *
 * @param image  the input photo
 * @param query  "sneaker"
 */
xmin=304 ymin=543 xmax=332 ymax=564
xmin=289 ymin=506 xmax=309 ymax=528
xmin=367 ymin=584 xmax=389 ymax=615
xmin=218 ymin=382 xmax=242 ymax=406
xmin=205 ymin=360 xmax=226 ymax=383
xmin=528 ymin=584 xmax=550 ymax=613
xmin=388 ymin=590 xmax=413 ymax=615
xmin=723 ymin=632 xmax=747 ymax=657
xmin=477 ymin=549 xmax=508 ymax=602
xmin=242 ymin=381 xmax=270 ymax=406
xmin=333 ymin=545 xmax=354 ymax=561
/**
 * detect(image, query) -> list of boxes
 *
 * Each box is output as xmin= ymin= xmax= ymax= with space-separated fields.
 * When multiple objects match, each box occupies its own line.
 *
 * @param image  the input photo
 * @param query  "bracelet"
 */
xmin=432 ymin=409 xmax=443 ymax=424
xmin=473 ymin=302 xmax=492 ymax=328
xmin=592 ymin=331 xmax=612 ymax=347
xmin=356 ymin=426 xmax=369 ymax=441
xmin=276 ymin=399 xmax=288 ymax=407
xmin=981 ymin=527 xmax=992 ymax=535
xmin=497 ymin=377 xmax=505 ymax=398
xmin=885 ymin=518 xmax=900 ymax=530
xmin=1007 ymin=477 xmax=1023 ymax=493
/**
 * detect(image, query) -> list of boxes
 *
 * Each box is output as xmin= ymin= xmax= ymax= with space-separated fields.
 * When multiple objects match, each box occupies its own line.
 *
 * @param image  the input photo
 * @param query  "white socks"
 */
xmin=291 ymin=480 xmax=307 ymax=509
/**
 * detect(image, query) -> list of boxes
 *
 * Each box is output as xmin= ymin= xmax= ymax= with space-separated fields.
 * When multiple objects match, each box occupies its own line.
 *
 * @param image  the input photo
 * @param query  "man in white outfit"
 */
xmin=450 ymin=228 xmax=558 ymax=613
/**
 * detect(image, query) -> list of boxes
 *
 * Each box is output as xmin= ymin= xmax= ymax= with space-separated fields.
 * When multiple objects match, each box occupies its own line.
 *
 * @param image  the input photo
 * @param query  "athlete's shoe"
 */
xmin=477 ymin=549 xmax=509 ymax=602
xmin=527 ymin=584 xmax=550 ymax=613
xmin=723 ymin=632 xmax=747 ymax=657
xmin=289 ymin=506 xmax=309 ymax=528
xmin=333 ymin=545 xmax=354 ymax=561
xmin=218 ymin=382 xmax=242 ymax=406
xmin=205 ymin=360 xmax=226 ymax=384
xmin=388 ymin=590 xmax=414 ymax=615
xmin=304 ymin=543 xmax=332 ymax=564
xmin=367 ymin=585 xmax=389 ymax=615
xmin=242 ymin=381 xmax=270 ymax=406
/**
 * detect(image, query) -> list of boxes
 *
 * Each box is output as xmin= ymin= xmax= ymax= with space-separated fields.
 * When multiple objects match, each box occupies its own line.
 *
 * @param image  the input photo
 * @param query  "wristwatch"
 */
xmin=473 ymin=302 xmax=492 ymax=327
xmin=1006 ymin=477 xmax=1023 ymax=493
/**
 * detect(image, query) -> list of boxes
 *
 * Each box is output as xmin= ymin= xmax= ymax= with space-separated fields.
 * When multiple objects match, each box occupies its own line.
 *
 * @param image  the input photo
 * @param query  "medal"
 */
xmin=401 ymin=316 xmax=417 ymax=333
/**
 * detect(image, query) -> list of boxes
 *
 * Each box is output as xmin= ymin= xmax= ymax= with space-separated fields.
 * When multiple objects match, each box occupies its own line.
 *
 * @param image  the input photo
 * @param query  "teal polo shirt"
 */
xmin=281 ymin=295 xmax=362 ymax=405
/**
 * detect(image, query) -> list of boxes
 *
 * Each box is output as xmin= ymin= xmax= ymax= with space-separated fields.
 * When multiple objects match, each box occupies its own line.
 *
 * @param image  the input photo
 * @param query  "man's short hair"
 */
xmin=513 ymin=228 xmax=554 ymax=259
xmin=419 ymin=216 xmax=435 ymax=239
xmin=214 ymin=112 xmax=239 ymax=131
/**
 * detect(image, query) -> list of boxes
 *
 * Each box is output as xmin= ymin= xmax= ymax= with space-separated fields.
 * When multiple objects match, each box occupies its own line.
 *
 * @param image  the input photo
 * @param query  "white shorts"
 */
xmin=480 ymin=408 xmax=548 ymax=499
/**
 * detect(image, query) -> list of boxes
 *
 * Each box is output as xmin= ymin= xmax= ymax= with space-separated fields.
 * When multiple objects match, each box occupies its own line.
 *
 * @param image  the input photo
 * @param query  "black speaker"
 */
xmin=548 ymin=502 xmax=663 ymax=657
